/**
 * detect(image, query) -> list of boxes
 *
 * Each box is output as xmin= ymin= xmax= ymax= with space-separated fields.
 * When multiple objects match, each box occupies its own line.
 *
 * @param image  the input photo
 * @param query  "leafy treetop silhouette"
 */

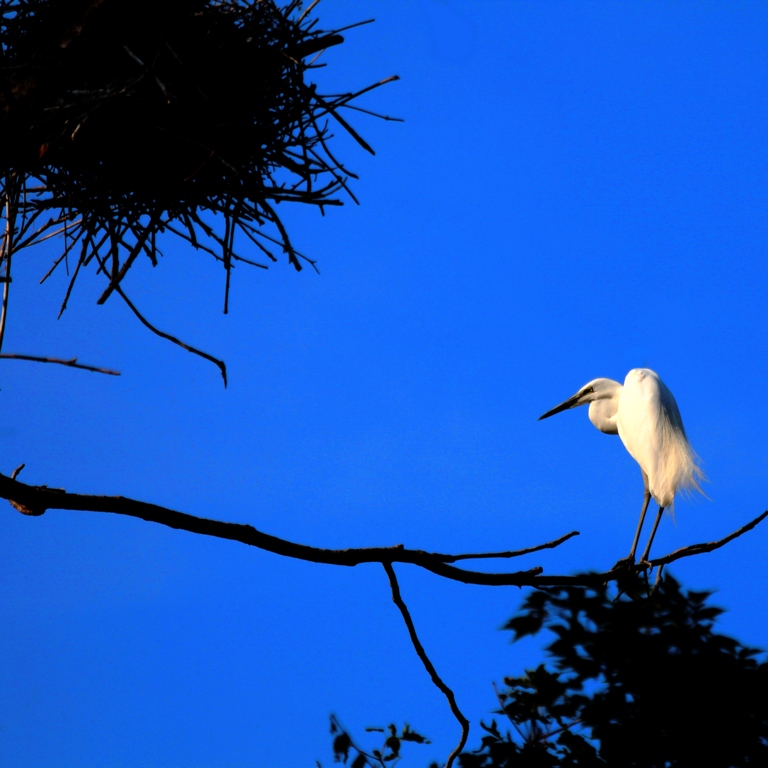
xmin=330 ymin=573 xmax=768 ymax=768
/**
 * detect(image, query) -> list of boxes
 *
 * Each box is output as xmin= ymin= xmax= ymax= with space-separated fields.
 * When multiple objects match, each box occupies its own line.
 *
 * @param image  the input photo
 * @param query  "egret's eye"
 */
xmin=583 ymin=386 xmax=594 ymax=396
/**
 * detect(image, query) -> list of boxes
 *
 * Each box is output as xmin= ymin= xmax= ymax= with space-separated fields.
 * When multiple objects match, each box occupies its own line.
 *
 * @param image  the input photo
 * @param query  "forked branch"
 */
xmin=0 ymin=470 xmax=763 ymax=586
xmin=2 ymin=468 xmax=765 ymax=768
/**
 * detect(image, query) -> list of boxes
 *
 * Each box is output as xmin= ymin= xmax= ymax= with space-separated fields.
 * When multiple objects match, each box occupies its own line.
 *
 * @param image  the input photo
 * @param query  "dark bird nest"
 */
xmin=0 ymin=0 xmax=398 ymax=382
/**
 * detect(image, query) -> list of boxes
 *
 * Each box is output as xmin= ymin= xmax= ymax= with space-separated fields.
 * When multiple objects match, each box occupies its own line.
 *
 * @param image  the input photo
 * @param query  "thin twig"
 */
xmin=296 ymin=0 xmax=322 ymax=24
xmin=341 ymin=103 xmax=404 ymax=122
xmin=313 ymin=91 xmax=375 ymax=154
xmin=12 ymin=206 xmax=47 ymax=245
xmin=39 ymin=224 xmax=84 ymax=284
xmin=163 ymin=223 xmax=229 ymax=262
xmin=309 ymin=111 xmax=360 ymax=180
xmin=223 ymin=207 xmax=233 ymax=314
xmin=329 ymin=76 xmax=401 ymax=111
xmin=0 ymin=177 xmax=18 ymax=354
xmin=90 ymin=243 xmax=228 ymax=384
xmin=16 ymin=217 xmax=81 ymax=251
xmin=493 ymin=682 xmax=526 ymax=741
xmin=113 ymin=281 xmax=227 ymax=387
xmin=57 ymin=227 xmax=100 ymax=318
xmin=383 ymin=561 xmax=469 ymax=768
xmin=97 ymin=212 xmax=161 ymax=304
xmin=236 ymin=224 xmax=278 ymax=264
xmin=432 ymin=531 xmax=580 ymax=563
xmin=647 ymin=511 xmax=768 ymax=567
xmin=0 ymin=353 xmax=120 ymax=375
xmin=325 ymin=18 xmax=376 ymax=35
xmin=328 ymin=715 xmax=384 ymax=768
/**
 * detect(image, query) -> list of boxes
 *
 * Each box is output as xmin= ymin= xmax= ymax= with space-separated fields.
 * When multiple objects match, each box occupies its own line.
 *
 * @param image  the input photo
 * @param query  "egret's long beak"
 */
xmin=538 ymin=392 xmax=584 ymax=421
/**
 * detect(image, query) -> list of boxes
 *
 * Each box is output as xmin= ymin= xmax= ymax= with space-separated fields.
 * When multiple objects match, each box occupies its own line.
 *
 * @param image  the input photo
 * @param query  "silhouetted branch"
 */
xmin=1 ymin=471 xmax=763 ymax=588
xmin=96 ymin=211 xmax=162 ymax=305
xmin=383 ymin=561 xmax=469 ymax=768
xmin=432 ymin=530 xmax=580 ymax=563
xmin=0 ymin=353 xmax=120 ymax=375
xmin=0 ymin=175 xmax=18 ymax=354
xmin=3 ymin=470 xmax=766 ymax=766
xmin=91 ymin=250 xmax=227 ymax=387
xmin=647 ymin=511 xmax=768 ymax=567
xmin=328 ymin=714 xmax=386 ymax=768
xmin=0 ymin=469 xmax=547 ymax=583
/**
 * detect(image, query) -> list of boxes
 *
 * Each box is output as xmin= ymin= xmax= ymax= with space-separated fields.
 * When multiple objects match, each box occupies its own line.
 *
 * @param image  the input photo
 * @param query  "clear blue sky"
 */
xmin=3 ymin=1 xmax=768 ymax=765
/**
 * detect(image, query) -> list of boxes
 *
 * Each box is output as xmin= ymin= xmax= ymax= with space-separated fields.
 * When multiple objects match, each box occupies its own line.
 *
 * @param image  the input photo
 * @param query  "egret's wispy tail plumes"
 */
xmin=638 ymin=372 xmax=704 ymax=510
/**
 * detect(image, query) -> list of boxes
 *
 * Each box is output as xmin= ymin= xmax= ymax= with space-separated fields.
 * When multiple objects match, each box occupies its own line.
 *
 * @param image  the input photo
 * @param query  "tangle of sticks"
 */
xmin=0 ymin=0 xmax=398 ymax=376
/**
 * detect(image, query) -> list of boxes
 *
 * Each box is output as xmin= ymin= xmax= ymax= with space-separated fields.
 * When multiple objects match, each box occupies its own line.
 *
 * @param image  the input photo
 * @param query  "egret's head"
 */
xmin=538 ymin=378 xmax=619 ymax=420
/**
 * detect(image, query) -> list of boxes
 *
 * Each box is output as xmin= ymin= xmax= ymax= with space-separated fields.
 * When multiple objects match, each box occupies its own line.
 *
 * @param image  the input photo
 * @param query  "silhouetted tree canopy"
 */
xmin=331 ymin=574 xmax=768 ymax=768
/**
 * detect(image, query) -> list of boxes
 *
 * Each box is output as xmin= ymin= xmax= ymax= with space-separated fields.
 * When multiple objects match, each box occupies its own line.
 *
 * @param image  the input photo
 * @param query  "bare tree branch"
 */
xmin=0 ymin=353 xmax=120 ymax=375
xmin=0 ymin=469 xmax=545 ymax=583
xmin=2 ymin=467 xmax=765 ymax=766
xmin=1 ymin=471 xmax=764 ymax=588
xmin=431 ymin=530 xmax=580 ymax=563
xmin=91 ymin=250 xmax=228 ymax=387
xmin=96 ymin=211 xmax=162 ymax=305
xmin=0 ymin=176 xmax=19 ymax=354
xmin=383 ymin=561 xmax=469 ymax=768
xmin=647 ymin=511 xmax=768 ymax=567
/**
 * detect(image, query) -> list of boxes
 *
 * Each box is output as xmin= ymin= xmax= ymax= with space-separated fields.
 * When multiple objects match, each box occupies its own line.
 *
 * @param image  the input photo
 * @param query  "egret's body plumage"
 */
xmin=617 ymin=369 xmax=702 ymax=508
xmin=539 ymin=368 xmax=703 ymax=561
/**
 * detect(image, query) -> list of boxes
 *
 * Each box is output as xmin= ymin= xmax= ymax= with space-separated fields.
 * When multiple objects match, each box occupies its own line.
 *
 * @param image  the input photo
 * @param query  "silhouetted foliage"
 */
xmin=330 ymin=573 xmax=768 ymax=768
xmin=328 ymin=715 xmax=434 ymax=768
xmin=461 ymin=573 xmax=768 ymax=768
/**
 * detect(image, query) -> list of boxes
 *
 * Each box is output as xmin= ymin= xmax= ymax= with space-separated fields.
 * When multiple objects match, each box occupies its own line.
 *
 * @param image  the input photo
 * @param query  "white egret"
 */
xmin=539 ymin=368 xmax=703 ymax=562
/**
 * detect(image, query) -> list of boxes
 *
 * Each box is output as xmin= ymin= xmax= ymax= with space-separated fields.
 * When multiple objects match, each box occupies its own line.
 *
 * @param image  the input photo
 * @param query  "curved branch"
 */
xmin=3 ymin=469 xmax=766 ymax=768
xmin=383 ymin=562 xmax=469 ymax=768
xmin=113 ymin=281 xmax=227 ymax=387
xmin=431 ymin=530 xmax=580 ymax=563
xmin=0 ymin=470 xmax=546 ymax=584
xmin=1 ymin=471 xmax=764 ymax=589
xmin=647 ymin=511 xmax=768 ymax=567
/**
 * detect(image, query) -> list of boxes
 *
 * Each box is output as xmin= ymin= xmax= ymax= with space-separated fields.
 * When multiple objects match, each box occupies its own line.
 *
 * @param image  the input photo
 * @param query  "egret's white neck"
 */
xmin=587 ymin=385 xmax=621 ymax=435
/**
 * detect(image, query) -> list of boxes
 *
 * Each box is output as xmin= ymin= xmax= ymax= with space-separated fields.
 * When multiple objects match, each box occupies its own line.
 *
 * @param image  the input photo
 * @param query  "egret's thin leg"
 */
xmin=628 ymin=490 xmax=652 ymax=561
xmin=640 ymin=506 xmax=665 ymax=563
xmin=627 ymin=471 xmax=651 ymax=561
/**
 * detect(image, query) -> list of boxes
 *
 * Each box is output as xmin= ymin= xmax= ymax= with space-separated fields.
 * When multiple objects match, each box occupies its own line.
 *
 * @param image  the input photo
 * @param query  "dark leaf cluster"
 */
xmin=328 ymin=715 xmax=433 ymax=768
xmin=462 ymin=573 xmax=768 ymax=768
